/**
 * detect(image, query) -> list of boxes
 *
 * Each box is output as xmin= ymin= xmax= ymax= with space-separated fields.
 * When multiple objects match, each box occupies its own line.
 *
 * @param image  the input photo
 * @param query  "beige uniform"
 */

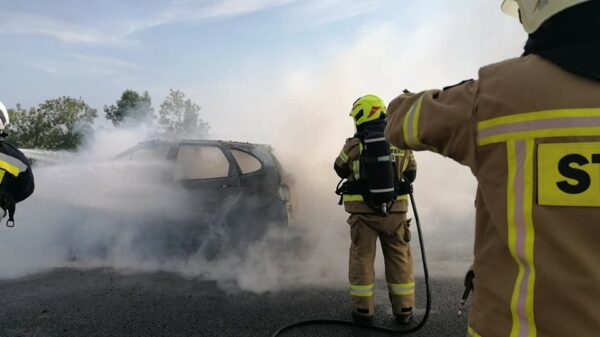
xmin=334 ymin=137 xmax=417 ymax=315
xmin=385 ymin=55 xmax=600 ymax=337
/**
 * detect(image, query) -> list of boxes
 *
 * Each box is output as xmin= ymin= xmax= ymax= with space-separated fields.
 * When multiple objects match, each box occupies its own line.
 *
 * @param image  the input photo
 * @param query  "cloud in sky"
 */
xmin=118 ymin=0 xmax=299 ymax=39
xmin=200 ymin=0 xmax=296 ymax=19
xmin=1 ymin=1 xmax=289 ymax=46
xmin=0 ymin=0 xmax=380 ymax=47
xmin=0 ymin=13 xmax=129 ymax=46
xmin=289 ymin=0 xmax=381 ymax=29
xmin=19 ymin=53 xmax=140 ymax=77
xmin=22 ymin=63 xmax=60 ymax=75
xmin=67 ymin=53 xmax=139 ymax=72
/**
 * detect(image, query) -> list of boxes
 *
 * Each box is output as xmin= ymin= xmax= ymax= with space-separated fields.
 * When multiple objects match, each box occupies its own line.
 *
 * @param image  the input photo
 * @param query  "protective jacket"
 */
xmin=334 ymin=136 xmax=416 ymax=214
xmin=0 ymin=140 xmax=34 ymax=222
xmin=385 ymin=54 xmax=600 ymax=337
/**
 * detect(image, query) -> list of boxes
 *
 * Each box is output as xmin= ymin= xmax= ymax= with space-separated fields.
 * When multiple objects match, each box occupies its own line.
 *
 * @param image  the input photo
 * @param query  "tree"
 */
xmin=104 ymin=90 xmax=154 ymax=127
xmin=6 ymin=97 xmax=97 ymax=150
xmin=5 ymin=104 xmax=28 ymax=146
xmin=158 ymin=89 xmax=209 ymax=139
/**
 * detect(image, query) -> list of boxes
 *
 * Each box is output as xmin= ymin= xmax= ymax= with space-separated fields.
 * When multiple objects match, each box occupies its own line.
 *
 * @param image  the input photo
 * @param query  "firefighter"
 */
xmin=334 ymin=95 xmax=417 ymax=325
xmin=384 ymin=1 xmax=600 ymax=336
xmin=0 ymin=100 xmax=34 ymax=226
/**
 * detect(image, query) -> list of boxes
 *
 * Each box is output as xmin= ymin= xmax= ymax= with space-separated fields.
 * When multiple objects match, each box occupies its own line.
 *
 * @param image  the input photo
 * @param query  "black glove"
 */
xmin=397 ymin=180 xmax=413 ymax=195
xmin=404 ymin=170 xmax=416 ymax=184
xmin=464 ymin=269 xmax=475 ymax=289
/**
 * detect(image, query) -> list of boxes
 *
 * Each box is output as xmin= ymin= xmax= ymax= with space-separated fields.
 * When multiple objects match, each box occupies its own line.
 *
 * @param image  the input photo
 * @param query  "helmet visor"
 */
xmin=501 ymin=0 xmax=520 ymax=18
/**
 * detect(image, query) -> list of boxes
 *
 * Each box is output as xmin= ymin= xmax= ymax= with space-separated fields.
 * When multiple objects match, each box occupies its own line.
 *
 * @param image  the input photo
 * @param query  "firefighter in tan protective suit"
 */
xmin=334 ymin=95 xmax=417 ymax=325
xmin=384 ymin=1 xmax=600 ymax=336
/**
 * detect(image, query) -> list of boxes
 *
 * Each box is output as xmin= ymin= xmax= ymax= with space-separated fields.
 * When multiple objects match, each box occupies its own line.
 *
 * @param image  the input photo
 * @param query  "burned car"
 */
xmin=112 ymin=139 xmax=294 ymax=254
xmin=21 ymin=140 xmax=293 ymax=259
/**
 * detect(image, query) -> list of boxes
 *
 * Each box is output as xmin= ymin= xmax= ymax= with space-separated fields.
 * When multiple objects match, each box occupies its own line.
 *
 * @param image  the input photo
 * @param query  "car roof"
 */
xmin=137 ymin=139 xmax=271 ymax=150
xmin=114 ymin=139 xmax=288 ymax=182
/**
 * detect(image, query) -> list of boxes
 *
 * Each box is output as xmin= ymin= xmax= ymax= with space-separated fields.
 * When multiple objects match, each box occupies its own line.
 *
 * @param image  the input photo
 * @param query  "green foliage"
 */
xmin=158 ymin=89 xmax=210 ymax=139
xmin=4 ymin=89 xmax=211 ymax=150
xmin=7 ymin=97 xmax=97 ymax=150
xmin=104 ymin=90 xmax=154 ymax=127
xmin=5 ymin=104 xmax=28 ymax=146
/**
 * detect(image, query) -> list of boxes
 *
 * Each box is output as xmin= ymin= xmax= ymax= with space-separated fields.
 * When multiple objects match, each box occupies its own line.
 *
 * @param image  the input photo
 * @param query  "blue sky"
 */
xmin=0 ymin=0 xmax=525 ymax=138
xmin=2 ymin=0 xmax=405 ymax=108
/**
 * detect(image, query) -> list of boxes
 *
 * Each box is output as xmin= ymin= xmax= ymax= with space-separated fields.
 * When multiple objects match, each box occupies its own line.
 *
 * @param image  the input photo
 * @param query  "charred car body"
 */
xmin=22 ymin=140 xmax=293 ymax=258
xmin=112 ymin=139 xmax=293 ymax=255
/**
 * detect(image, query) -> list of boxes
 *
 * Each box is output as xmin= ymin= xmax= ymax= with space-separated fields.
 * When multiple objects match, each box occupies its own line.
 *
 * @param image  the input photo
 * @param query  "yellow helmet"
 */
xmin=501 ymin=0 xmax=591 ymax=33
xmin=350 ymin=95 xmax=386 ymax=126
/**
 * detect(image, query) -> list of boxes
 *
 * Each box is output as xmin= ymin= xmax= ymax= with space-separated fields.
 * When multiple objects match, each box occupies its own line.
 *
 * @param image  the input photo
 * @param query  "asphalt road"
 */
xmin=0 ymin=268 xmax=468 ymax=337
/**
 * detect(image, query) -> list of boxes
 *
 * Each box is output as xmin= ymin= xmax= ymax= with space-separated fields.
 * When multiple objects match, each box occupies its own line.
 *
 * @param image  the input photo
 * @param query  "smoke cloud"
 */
xmin=0 ymin=1 xmax=526 ymax=292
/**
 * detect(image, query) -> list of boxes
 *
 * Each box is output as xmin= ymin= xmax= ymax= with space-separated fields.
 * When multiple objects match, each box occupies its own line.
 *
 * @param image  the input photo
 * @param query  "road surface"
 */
xmin=0 ymin=268 xmax=469 ymax=337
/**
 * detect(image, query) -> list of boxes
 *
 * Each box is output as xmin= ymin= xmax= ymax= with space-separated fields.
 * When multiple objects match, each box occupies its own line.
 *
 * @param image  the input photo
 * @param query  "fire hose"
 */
xmin=270 ymin=188 xmax=431 ymax=336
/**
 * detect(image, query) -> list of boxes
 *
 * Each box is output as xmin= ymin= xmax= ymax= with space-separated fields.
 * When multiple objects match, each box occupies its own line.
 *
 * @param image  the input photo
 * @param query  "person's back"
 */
xmin=384 ymin=1 xmax=600 ymax=336
xmin=475 ymin=8 xmax=600 ymax=335
xmin=471 ymin=53 xmax=600 ymax=337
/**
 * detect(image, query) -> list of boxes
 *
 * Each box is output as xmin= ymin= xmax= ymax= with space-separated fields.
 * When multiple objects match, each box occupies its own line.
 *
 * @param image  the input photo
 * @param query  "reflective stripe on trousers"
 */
xmin=467 ymin=326 xmax=482 ymax=337
xmin=388 ymin=282 xmax=415 ymax=296
xmin=349 ymin=284 xmax=374 ymax=297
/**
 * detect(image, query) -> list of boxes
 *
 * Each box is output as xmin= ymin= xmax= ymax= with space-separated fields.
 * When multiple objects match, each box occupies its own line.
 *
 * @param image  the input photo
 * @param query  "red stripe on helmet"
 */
xmin=368 ymin=106 xmax=380 ymax=117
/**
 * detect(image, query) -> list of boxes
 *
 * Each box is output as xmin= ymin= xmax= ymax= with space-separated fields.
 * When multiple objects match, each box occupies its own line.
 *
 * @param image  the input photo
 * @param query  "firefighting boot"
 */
xmin=351 ymin=308 xmax=373 ymax=325
xmin=395 ymin=307 xmax=413 ymax=324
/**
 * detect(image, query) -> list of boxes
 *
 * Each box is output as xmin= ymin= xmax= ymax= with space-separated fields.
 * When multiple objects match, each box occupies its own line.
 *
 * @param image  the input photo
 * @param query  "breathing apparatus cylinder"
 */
xmin=361 ymin=119 xmax=395 ymax=214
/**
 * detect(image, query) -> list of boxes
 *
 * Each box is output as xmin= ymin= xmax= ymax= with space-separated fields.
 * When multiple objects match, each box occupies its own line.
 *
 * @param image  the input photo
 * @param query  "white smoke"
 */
xmin=0 ymin=1 xmax=526 ymax=291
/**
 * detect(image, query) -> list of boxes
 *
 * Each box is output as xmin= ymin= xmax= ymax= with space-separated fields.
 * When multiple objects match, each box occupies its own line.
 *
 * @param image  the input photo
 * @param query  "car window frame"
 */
xmin=128 ymin=145 xmax=172 ymax=161
xmin=114 ymin=141 xmax=176 ymax=161
xmin=228 ymin=148 xmax=264 ymax=176
xmin=174 ymin=143 xmax=237 ymax=181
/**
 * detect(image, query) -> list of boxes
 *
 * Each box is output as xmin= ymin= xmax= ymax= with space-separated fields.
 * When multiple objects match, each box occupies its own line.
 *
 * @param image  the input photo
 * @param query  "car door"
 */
xmin=173 ymin=144 xmax=241 ymax=222
xmin=228 ymin=147 xmax=289 ymax=230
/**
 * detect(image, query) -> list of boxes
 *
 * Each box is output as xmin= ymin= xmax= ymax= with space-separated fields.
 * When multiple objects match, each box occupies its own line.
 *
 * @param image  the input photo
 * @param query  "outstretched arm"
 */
xmin=385 ymin=80 xmax=479 ymax=170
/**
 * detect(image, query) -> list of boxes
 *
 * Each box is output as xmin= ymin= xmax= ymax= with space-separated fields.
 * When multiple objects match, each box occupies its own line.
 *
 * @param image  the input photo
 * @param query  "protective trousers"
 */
xmin=348 ymin=213 xmax=414 ymax=316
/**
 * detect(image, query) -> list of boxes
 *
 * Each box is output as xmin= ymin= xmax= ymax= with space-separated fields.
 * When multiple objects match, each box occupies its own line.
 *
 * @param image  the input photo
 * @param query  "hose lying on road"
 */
xmin=271 ymin=190 xmax=431 ymax=336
